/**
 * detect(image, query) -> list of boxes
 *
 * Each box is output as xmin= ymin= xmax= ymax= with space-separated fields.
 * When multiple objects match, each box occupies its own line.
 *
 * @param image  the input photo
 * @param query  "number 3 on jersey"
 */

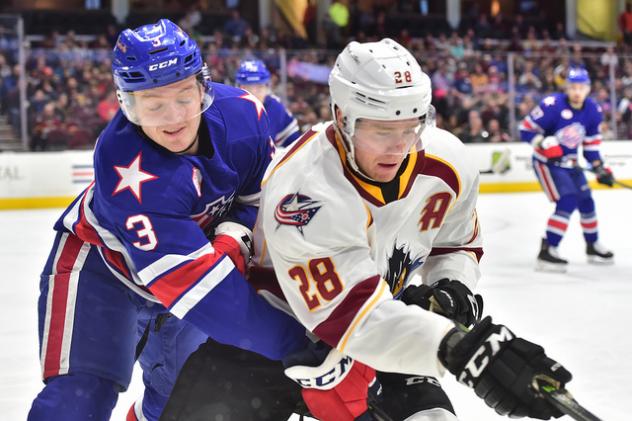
xmin=126 ymin=214 xmax=158 ymax=251
xmin=288 ymin=257 xmax=344 ymax=310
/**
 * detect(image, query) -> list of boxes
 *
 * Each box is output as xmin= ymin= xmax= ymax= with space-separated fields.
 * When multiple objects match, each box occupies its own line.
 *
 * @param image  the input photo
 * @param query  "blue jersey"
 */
xmin=52 ymin=83 xmax=306 ymax=359
xmin=519 ymin=93 xmax=603 ymax=165
xmin=264 ymin=94 xmax=300 ymax=147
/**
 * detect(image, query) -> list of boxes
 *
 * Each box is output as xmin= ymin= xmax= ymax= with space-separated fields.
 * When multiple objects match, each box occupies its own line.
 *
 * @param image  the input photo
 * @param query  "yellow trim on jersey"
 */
xmin=337 ymin=279 xmax=389 ymax=352
xmin=0 ymin=196 xmax=74 ymax=210
xmin=333 ymin=130 xmax=422 ymax=205
xmin=257 ymin=239 xmax=268 ymax=265
xmin=363 ymin=203 xmax=373 ymax=229
xmin=424 ymin=152 xmax=462 ymax=200
xmin=261 ymin=130 xmax=319 ymax=186
xmin=397 ymin=150 xmax=418 ymax=198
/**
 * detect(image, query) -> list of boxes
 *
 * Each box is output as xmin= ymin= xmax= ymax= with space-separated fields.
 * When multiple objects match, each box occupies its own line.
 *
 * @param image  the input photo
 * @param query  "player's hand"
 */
xmin=401 ymin=279 xmax=483 ymax=327
xmin=533 ymin=135 xmax=563 ymax=162
xmin=212 ymin=221 xmax=253 ymax=275
xmin=593 ymin=164 xmax=614 ymax=187
xmin=439 ymin=316 xmax=572 ymax=419
xmin=283 ymin=341 xmax=377 ymax=421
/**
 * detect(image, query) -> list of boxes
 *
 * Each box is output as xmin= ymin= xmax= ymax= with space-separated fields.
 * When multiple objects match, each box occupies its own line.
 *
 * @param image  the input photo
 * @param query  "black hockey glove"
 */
xmin=401 ymin=279 xmax=483 ymax=327
xmin=593 ymin=164 xmax=614 ymax=187
xmin=438 ymin=316 xmax=572 ymax=419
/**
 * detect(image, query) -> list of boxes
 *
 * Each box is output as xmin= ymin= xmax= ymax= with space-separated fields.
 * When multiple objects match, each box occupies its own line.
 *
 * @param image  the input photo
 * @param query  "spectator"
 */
xmin=620 ymin=3 xmax=632 ymax=45
xmin=462 ymin=110 xmax=488 ymax=143
xmin=487 ymin=118 xmax=511 ymax=142
xmin=325 ymin=0 xmax=350 ymax=49
xmin=96 ymin=91 xmax=119 ymax=125
xmin=223 ymin=8 xmax=249 ymax=42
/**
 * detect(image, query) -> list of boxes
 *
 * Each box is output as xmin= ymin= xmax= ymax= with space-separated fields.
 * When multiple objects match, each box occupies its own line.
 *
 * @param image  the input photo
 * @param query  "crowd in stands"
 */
xmin=2 ymin=5 xmax=632 ymax=151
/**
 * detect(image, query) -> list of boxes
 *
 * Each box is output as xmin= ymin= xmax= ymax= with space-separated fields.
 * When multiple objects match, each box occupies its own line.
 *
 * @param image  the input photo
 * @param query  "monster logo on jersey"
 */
xmin=384 ymin=243 xmax=424 ymax=298
xmin=274 ymin=192 xmax=322 ymax=234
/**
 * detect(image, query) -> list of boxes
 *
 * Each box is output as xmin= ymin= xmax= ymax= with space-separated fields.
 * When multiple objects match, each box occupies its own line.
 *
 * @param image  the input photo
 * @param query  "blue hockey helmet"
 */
xmin=567 ymin=67 xmax=591 ymax=84
xmin=235 ymin=59 xmax=271 ymax=85
xmin=112 ymin=19 xmax=213 ymax=126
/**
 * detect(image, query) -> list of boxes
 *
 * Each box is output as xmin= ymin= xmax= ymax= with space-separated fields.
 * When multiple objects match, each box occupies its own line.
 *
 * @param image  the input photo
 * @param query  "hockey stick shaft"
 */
xmin=580 ymin=166 xmax=632 ymax=190
xmin=534 ymin=379 xmax=603 ymax=421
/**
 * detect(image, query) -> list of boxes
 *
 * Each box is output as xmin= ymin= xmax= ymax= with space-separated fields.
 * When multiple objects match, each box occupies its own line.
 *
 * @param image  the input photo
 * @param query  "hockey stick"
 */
xmin=532 ymin=377 xmax=603 ymax=421
xmin=580 ymin=166 xmax=632 ymax=190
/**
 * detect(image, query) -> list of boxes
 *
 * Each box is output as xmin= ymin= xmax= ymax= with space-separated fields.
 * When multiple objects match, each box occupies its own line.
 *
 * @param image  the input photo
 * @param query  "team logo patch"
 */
xmin=275 ymin=192 xmax=322 ymax=233
xmin=555 ymin=122 xmax=585 ymax=148
xmin=561 ymin=109 xmax=573 ymax=119
xmin=384 ymin=243 xmax=423 ymax=298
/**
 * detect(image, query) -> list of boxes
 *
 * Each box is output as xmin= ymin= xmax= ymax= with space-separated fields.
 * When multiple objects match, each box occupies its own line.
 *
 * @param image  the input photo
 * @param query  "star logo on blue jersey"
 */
xmin=112 ymin=152 xmax=158 ymax=204
xmin=240 ymin=92 xmax=265 ymax=120
xmin=543 ymin=96 xmax=556 ymax=106
xmin=274 ymin=193 xmax=321 ymax=234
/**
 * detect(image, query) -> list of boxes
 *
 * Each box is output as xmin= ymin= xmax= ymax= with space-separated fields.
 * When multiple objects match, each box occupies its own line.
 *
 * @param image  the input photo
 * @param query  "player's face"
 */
xmin=137 ymin=76 xmax=203 ymax=154
xmin=565 ymin=82 xmax=590 ymax=108
xmin=239 ymin=83 xmax=268 ymax=103
xmin=352 ymin=117 xmax=423 ymax=182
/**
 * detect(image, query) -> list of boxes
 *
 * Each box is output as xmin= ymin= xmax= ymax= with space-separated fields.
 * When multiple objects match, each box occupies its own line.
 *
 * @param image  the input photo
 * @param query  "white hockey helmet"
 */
xmin=329 ymin=38 xmax=433 ymax=172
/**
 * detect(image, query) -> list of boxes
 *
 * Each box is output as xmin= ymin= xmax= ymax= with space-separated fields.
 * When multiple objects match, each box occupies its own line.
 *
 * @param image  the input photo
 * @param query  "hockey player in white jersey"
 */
xmin=256 ymin=39 xmax=572 ymax=420
xmin=161 ymin=39 xmax=573 ymax=421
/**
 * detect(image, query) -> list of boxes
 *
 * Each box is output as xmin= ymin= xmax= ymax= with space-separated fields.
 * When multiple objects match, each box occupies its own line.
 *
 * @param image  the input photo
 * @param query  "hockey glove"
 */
xmin=401 ymin=279 xmax=483 ymax=327
xmin=283 ymin=341 xmax=377 ymax=421
xmin=212 ymin=221 xmax=254 ymax=275
xmin=533 ymin=135 xmax=563 ymax=162
xmin=593 ymin=164 xmax=614 ymax=187
xmin=439 ymin=316 xmax=572 ymax=419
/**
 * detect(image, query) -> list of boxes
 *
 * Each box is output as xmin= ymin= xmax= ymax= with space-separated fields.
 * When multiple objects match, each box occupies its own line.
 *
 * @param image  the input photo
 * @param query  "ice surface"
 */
xmin=1 ymin=190 xmax=630 ymax=420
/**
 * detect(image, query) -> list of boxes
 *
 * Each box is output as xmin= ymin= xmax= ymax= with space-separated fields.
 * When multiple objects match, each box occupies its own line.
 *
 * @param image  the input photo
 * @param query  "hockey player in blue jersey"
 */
xmin=27 ymin=19 xmax=309 ymax=421
xmin=519 ymin=67 xmax=615 ymax=272
xmin=235 ymin=59 xmax=301 ymax=147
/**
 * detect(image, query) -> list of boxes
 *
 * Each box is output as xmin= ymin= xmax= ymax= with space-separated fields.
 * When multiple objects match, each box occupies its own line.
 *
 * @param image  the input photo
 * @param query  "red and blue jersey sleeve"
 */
xmin=519 ymin=95 xmax=557 ymax=143
xmin=57 ymin=112 xmax=307 ymax=359
xmin=264 ymin=94 xmax=300 ymax=147
xmin=582 ymin=99 xmax=603 ymax=163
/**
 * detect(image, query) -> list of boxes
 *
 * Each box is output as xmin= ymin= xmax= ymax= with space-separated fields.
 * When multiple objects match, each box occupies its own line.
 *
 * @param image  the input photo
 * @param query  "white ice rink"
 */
xmin=1 ymin=190 xmax=630 ymax=421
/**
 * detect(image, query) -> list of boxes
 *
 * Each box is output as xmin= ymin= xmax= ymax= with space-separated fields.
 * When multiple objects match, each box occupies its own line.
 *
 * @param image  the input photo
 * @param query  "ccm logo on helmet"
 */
xmin=148 ymin=58 xmax=178 ymax=71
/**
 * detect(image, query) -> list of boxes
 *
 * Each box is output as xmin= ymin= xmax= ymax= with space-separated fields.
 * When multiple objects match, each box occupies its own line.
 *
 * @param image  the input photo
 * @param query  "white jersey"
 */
xmin=253 ymin=122 xmax=482 ymax=377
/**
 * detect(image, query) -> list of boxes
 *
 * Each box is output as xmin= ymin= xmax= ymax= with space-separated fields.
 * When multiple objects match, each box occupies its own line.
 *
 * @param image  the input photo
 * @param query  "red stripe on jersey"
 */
xmin=522 ymin=118 xmax=536 ymax=131
xmin=429 ymin=246 xmax=484 ymax=263
xmin=148 ymin=252 xmax=223 ymax=308
xmin=535 ymin=162 xmax=559 ymax=201
xmin=548 ymin=219 xmax=568 ymax=230
xmin=422 ymin=155 xmax=460 ymax=197
xmin=43 ymin=234 xmax=84 ymax=378
xmin=583 ymin=139 xmax=601 ymax=145
xmin=73 ymin=183 xmax=104 ymax=247
xmin=313 ymin=275 xmax=381 ymax=348
xmin=102 ymin=247 xmax=132 ymax=279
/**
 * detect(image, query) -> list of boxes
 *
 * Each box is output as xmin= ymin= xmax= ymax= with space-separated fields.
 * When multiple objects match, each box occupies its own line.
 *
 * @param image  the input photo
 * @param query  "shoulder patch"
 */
xmin=274 ymin=192 xmax=322 ymax=234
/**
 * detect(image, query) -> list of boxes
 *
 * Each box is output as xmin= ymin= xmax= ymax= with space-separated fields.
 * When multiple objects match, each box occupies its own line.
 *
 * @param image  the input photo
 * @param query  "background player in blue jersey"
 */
xmin=235 ymin=59 xmax=301 ymax=147
xmin=27 ymin=19 xmax=308 ymax=421
xmin=520 ymin=68 xmax=615 ymax=272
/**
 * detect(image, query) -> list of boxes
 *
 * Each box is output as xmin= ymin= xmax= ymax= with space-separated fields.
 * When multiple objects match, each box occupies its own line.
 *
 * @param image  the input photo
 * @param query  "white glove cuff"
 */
xmin=284 ymin=348 xmax=355 ymax=390
xmin=214 ymin=221 xmax=253 ymax=261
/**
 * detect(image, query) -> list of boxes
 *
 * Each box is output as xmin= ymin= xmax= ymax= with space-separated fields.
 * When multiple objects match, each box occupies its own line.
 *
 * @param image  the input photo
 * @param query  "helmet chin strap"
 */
xmin=335 ymin=122 xmax=379 ymax=182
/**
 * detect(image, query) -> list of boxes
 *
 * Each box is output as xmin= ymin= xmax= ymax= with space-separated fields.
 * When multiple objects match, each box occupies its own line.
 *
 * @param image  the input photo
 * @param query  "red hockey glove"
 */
xmin=283 ymin=342 xmax=377 ymax=421
xmin=212 ymin=221 xmax=253 ymax=275
xmin=534 ymin=135 xmax=563 ymax=162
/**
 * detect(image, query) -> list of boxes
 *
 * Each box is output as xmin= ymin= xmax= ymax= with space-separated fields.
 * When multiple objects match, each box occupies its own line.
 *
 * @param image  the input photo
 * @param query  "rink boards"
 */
xmin=1 ymin=141 xmax=631 ymax=209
